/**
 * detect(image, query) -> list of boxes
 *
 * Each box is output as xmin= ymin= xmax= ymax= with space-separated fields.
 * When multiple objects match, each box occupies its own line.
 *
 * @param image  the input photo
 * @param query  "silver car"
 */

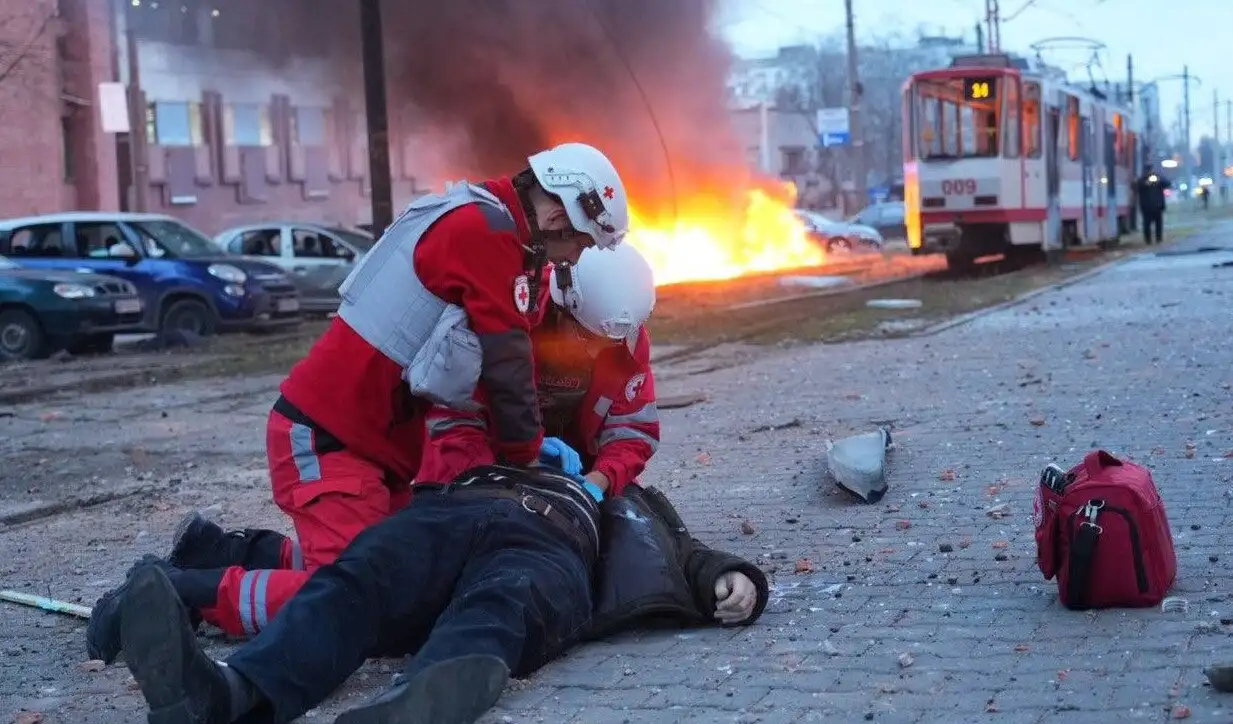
xmin=794 ymin=210 xmax=884 ymax=253
xmin=216 ymin=222 xmax=374 ymax=313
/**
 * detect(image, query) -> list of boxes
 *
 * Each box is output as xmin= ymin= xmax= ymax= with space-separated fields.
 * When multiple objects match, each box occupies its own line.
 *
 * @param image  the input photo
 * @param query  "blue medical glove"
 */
xmin=581 ymin=480 xmax=605 ymax=503
xmin=539 ymin=437 xmax=583 ymax=475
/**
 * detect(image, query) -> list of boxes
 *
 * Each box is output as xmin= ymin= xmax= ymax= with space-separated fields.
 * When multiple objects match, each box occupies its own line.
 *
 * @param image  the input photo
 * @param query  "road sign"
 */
xmin=816 ymin=107 xmax=850 ymax=148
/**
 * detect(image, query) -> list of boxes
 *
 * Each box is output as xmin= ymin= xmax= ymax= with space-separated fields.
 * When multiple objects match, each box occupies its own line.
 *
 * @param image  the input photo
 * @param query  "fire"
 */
xmin=624 ymin=185 xmax=825 ymax=286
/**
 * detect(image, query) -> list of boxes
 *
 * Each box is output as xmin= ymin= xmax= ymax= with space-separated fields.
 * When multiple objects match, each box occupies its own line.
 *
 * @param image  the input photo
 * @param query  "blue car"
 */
xmin=0 ymin=212 xmax=301 ymax=336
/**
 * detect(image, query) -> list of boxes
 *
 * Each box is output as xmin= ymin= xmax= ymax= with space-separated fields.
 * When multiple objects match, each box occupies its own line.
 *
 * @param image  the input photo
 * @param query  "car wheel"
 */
xmin=160 ymin=298 xmax=216 ymax=339
xmin=0 ymin=309 xmax=48 ymax=361
xmin=827 ymin=237 xmax=854 ymax=254
xmin=66 ymin=333 xmax=115 ymax=356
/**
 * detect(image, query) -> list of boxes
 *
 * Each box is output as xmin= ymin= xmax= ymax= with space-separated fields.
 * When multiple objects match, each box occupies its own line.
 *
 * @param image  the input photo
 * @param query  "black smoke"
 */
xmin=380 ymin=0 xmax=745 ymax=218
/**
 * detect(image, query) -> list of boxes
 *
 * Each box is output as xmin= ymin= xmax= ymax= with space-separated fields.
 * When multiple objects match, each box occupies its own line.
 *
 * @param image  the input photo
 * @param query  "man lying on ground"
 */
xmin=118 ymin=464 xmax=769 ymax=724
xmin=86 ymin=242 xmax=661 ymax=662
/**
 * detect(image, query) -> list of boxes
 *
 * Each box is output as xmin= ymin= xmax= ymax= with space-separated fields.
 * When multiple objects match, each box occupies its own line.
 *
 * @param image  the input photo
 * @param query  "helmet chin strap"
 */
xmin=513 ymin=169 xmax=550 ymax=313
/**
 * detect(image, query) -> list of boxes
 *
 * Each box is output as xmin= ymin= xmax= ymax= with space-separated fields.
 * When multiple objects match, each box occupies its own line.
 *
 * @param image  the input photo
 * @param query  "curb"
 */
xmin=912 ymin=251 xmax=1145 ymax=338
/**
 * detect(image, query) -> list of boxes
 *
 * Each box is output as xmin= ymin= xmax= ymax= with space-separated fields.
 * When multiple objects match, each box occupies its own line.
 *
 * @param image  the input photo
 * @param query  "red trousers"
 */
xmin=200 ymin=409 xmax=410 ymax=637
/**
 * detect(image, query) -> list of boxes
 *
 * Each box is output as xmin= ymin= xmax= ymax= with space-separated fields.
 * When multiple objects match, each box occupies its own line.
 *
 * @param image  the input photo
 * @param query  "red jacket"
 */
xmin=418 ymin=313 xmax=660 ymax=497
xmin=278 ymin=178 xmax=545 ymax=480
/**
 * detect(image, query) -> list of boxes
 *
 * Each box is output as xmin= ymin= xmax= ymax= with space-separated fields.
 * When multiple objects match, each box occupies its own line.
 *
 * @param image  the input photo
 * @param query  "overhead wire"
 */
xmin=581 ymin=0 xmax=679 ymax=222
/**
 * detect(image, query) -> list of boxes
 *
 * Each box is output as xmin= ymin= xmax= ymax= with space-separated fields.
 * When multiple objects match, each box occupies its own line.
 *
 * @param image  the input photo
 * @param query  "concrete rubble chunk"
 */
xmin=826 ymin=427 xmax=893 ymax=504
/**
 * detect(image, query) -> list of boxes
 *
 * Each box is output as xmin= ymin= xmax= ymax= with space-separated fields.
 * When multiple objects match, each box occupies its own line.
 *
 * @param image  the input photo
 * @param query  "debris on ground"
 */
xmin=794 ymin=558 xmax=815 ymax=574
xmin=779 ymin=275 xmax=852 ymax=290
xmin=938 ymin=468 xmax=957 ymax=481
xmin=1172 ymin=704 xmax=1192 ymax=719
xmin=657 ymin=392 xmax=709 ymax=410
xmin=1029 ymin=416 xmax=1047 ymax=427
xmin=897 ymin=652 xmax=914 ymax=668
xmin=1161 ymin=597 xmax=1190 ymax=613
xmin=827 ymin=428 xmax=893 ymax=504
xmin=986 ymin=503 xmax=1010 ymax=519
xmin=1205 ymin=664 xmax=1233 ymax=693
xmin=0 ymin=589 xmax=93 ymax=618
xmin=750 ymin=418 xmax=803 ymax=433
xmin=866 ymin=299 xmax=923 ymax=310
xmin=739 ymin=520 xmax=757 ymax=535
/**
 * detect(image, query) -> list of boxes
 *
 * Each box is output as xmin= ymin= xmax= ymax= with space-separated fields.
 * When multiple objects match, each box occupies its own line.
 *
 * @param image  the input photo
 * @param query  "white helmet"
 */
xmin=550 ymin=244 xmax=655 ymax=344
xmin=528 ymin=142 xmax=629 ymax=250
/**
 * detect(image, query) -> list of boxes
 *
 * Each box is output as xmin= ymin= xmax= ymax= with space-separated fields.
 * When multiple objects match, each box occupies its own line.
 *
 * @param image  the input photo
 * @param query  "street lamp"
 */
xmin=1141 ymin=72 xmax=1201 ymax=183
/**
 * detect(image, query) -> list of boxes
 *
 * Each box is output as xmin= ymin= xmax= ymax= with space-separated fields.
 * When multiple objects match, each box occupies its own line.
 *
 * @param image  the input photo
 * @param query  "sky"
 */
xmin=717 ymin=0 xmax=1233 ymax=142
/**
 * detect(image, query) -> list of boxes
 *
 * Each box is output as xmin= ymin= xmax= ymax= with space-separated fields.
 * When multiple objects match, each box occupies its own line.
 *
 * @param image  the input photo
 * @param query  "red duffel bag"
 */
xmin=1033 ymin=450 xmax=1177 ymax=610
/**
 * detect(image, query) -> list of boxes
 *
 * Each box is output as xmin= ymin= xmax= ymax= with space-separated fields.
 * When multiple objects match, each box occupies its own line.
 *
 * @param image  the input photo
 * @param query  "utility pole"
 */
xmin=985 ymin=0 xmax=1001 ymax=53
xmin=975 ymin=21 xmax=984 ymax=54
xmin=843 ymin=0 xmax=866 ymax=212
xmin=1214 ymin=89 xmax=1220 ymax=183
xmin=1125 ymin=54 xmax=1134 ymax=107
xmin=1183 ymin=65 xmax=1192 ymax=190
xmin=359 ymin=0 xmax=394 ymax=237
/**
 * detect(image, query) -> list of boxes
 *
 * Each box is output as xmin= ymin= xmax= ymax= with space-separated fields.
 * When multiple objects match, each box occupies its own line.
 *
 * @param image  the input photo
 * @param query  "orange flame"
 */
xmin=624 ymin=182 xmax=825 ymax=287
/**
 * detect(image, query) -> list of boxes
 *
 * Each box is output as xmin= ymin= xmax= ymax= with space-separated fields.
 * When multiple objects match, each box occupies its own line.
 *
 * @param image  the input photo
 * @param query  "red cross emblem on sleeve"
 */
xmin=513 ymin=275 xmax=531 ymax=313
xmin=602 ymin=186 xmax=614 ymax=200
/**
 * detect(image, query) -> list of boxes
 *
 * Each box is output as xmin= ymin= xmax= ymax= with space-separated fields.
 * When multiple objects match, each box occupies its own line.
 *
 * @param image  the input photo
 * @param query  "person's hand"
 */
xmin=539 ymin=437 xmax=582 ymax=475
xmin=713 ymin=571 xmax=758 ymax=624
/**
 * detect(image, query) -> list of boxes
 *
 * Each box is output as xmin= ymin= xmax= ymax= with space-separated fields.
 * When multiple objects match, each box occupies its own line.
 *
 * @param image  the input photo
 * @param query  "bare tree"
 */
xmin=0 ymin=1 xmax=60 ymax=122
xmin=766 ymin=31 xmax=968 ymax=200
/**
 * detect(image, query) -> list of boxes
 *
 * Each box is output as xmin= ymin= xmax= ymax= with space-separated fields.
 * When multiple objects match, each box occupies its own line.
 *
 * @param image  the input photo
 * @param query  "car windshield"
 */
xmin=127 ymin=219 xmax=221 ymax=259
xmin=0 ymin=255 xmax=16 ymax=270
xmin=326 ymin=227 xmax=375 ymax=253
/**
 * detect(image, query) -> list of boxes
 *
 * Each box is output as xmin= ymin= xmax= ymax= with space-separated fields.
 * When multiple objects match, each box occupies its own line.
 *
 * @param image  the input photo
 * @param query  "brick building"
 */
xmin=0 ymin=0 xmax=431 ymax=234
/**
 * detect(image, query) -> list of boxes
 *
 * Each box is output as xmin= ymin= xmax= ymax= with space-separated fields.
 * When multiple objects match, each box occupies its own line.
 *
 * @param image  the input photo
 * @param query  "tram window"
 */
xmin=1022 ymin=99 xmax=1041 ymax=158
xmin=913 ymin=78 xmax=1000 ymax=159
xmin=1066 ymin=97 xmax=1081 ymax=161
xmin=1003 ymin=82 xmax=1020 ymax=158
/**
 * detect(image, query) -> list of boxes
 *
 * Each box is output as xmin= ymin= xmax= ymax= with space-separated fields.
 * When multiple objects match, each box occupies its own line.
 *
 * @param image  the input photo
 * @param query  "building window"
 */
xmin=61 ymin=116 xmax=75 ymax=182
xmin=290 ymin=107 xmax=328 ymax=145
xmin=781 ymin=147 xmax=807 ymax=175
xmin=223 ymin=103 xmax=273 ymax=147
xmin=147 ymin=101 xmax=204 ymax=146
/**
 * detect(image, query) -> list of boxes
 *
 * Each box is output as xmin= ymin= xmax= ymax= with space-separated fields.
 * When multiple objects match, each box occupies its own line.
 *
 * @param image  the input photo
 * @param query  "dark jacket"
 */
xmin=586 ymin=483 xmax=770 ymax=640
xmin=1135 ymin=172 xmax=1171 ymax=213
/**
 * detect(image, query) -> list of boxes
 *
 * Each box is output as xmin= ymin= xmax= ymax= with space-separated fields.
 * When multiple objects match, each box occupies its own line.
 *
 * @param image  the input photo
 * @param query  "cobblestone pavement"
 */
xmin=3 ymin=228 xmax=1233 ymax=723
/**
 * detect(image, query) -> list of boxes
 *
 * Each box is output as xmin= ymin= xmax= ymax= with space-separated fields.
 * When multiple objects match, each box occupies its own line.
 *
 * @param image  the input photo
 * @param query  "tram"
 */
xmin=901 ymin=53 xmax=1142 ymax=271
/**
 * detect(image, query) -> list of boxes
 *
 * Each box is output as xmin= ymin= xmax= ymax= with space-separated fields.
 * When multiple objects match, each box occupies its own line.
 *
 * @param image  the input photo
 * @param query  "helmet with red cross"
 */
xmin=549 ymin=242 xmax=655 ymax=344
xmin=527 ymin=143 xmax=630 ymax=250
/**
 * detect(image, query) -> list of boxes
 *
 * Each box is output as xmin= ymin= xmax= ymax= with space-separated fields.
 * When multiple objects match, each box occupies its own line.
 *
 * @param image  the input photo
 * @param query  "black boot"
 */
xmin=170 ymin=511 xmax=289 ymax=570
xmin=333 ymin=655 xmax=510 ymax=724
xmin=120 ymin=562 xmax=234 ymax=724
xmin=87 ymin=555 xmax=175 ymax=664
xmin=87 ymin=558 xmax=222 ymax=665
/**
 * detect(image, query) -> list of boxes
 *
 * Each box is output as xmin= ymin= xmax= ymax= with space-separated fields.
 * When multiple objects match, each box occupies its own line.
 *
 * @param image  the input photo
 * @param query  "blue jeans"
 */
xmin=226 ymin=490 xmax=594 ymax=724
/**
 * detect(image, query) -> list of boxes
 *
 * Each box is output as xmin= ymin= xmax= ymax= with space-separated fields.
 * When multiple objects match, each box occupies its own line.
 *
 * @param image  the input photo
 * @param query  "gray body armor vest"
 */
xmin=337 ymin=182 xmax=515 ymax=409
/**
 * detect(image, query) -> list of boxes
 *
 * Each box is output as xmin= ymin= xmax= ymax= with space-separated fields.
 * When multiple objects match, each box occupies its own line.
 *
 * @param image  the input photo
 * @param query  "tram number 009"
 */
xmin=940 ymin=179 xmax=977 ymax=195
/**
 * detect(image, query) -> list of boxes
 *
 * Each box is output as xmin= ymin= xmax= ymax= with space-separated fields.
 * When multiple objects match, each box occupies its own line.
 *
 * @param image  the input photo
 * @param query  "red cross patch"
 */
xmin=513 ymin=274 xmax=531 ymax=314
xmin=602 ymin=186 xmax=615 ymax=200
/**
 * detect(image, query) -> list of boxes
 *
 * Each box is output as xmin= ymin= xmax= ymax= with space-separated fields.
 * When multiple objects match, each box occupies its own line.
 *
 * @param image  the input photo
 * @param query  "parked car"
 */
xmin=0 ymin=254 xmax=144 ymax=360
xmin=0 ymin=213 xmax=301 ymax=338
xmin=794 ymin=210 xmax=884 ymax=253
xmin=215 ymin=222 xmax=375 ymax=313
xmin=847 ymin=201 xmax=907 ymax=243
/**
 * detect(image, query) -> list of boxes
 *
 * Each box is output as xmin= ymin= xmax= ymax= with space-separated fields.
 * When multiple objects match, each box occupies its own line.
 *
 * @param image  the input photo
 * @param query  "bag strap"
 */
xmin=1065 ymin=521 xmax=1101 ymax=609
xmin=1082 ymin=450 xmax=1123 ymax=479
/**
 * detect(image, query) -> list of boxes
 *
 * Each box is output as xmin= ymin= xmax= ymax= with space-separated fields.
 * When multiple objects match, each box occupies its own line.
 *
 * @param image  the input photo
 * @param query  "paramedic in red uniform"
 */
xmin=419 ymin=241 xmax=660 ymax=496
xmin=85 ymin=142 xmax=632 ymax=664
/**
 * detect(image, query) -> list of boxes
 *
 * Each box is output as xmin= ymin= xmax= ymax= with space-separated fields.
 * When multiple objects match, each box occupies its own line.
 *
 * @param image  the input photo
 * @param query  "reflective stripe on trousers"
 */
xmin=238 ymin=569 xmax=274 ymax=636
